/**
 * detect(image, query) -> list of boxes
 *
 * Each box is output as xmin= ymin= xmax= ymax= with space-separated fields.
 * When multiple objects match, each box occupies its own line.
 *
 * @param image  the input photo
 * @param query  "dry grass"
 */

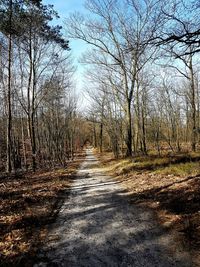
xmin=100 ymin=152 xmax=200 ymax=177
xmin=97 ymin=151 xmax=200 ymax=265
xmin=155 ymin=161 xmax=200 ymax=176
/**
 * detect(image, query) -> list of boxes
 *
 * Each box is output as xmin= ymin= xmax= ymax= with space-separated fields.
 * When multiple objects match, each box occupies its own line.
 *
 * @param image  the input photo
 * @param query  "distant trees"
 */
xmin=66 ymin=0 xmax=165 ymax=156
xmin=66 ymin=0 xmax=200 ymax=158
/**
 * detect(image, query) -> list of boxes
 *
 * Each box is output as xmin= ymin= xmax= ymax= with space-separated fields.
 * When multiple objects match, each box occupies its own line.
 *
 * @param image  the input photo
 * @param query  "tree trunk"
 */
xmin=6 ymin=0 xmax=13 ymax=173
xmin=21 ymin=117 xmax=27 ymax=170
xmin=93 ymin=122 xmax=97 ymax=147
xmin=141 ymin=105 xmax=147 ymax=154
xmin=189 ymin=56 xmax=196 ymax=151
xmin=31 ymin=112 xmax=36 ymax=171
xmin=125 ymin=100 xmax=132 ymax=156
xmin=99 ymin=122 xmax=103 ymax=153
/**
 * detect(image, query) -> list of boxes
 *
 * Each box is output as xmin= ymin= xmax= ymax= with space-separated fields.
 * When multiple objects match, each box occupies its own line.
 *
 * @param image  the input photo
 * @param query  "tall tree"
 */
xmin=66 ymin=0 xmax=165 ymax=156
xmin=0 ymin=0 xmax=69 ymax=172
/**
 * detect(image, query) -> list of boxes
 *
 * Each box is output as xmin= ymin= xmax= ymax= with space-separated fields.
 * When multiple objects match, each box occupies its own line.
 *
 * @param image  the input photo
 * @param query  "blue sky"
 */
xmin=43 ymin=0 xmax=88 ymax=58
xmin=43 ymin=0 xmax=89 ymax=100
xmin=43 ymin=0 xmax=86 ymax=14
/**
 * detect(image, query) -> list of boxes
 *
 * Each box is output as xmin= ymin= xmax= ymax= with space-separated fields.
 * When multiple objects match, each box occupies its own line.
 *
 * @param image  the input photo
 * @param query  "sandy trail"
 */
xmin=35 ymin=149 xmax=192 ymax=267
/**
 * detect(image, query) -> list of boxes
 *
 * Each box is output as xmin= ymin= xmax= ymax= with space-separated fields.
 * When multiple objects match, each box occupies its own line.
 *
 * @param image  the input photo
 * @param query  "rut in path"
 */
xmin=35 ymin=149 xmax=192 ymax=267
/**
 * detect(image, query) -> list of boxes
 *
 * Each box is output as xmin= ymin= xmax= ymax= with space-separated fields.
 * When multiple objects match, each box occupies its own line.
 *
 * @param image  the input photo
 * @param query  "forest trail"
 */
xmin=35 ymin=149 xmax=192 ymax=267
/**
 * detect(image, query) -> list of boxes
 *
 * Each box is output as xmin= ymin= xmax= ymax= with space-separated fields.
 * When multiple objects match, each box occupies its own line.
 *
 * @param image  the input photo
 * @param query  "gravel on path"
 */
xmin=34 ymin=149 xmax=193 ymax=267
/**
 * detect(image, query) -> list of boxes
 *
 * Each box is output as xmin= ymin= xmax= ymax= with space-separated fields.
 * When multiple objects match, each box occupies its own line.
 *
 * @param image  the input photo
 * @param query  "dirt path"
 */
xmin=35 ymin=149 xmax=193 ymax=267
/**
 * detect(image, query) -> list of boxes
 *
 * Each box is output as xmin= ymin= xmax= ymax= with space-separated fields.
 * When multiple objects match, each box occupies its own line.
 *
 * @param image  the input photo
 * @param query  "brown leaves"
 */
xmin=0 ymin=229 xmax=30 ymax=258
xmin=0 ymin=156 xmax=83 ymax=265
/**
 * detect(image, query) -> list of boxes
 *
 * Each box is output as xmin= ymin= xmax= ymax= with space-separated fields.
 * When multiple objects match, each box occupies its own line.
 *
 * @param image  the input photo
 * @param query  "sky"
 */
xmin=42 ymin=0 xmax=90 ymax=104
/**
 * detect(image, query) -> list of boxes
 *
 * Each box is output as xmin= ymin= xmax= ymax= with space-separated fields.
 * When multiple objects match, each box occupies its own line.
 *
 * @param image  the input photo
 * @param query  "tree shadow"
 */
xmin=0 ymin=174 xmax=75 ymax=267
xmin=128 ymin=176 xmax=200 ymax=215
xmin=33 ymin=176 xmax=193 ymax=267
xmin=127 ymin=175 xmax=200 ymax=251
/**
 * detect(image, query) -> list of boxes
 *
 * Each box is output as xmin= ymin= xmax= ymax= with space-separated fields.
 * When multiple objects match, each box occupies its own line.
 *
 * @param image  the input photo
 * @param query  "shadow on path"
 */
xmin=34 ymin=149 xmax=193 ymax=267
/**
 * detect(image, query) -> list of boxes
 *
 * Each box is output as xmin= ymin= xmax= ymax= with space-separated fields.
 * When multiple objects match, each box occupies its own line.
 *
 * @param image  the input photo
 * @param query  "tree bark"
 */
xmin=6 ymin=0 xmax=13 ymax=173
xmin=126 ymin=100 xmax=132 ymax=156
xmin=189 ymin=56 xmax=196 ymax=151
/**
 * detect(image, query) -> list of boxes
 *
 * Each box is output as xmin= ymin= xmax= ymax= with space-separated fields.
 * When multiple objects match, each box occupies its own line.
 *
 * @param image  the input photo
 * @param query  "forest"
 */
xmin=1 ymin=0 xmax=200 ymax=266
xmin=0 ymin=0 xmax=200 ymax=172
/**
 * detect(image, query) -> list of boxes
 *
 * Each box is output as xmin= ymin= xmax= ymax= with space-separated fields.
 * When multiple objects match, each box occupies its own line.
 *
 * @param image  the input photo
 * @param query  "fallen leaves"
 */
xmin=0 ymin=154 xmax=84 ymax=266
xmin=0 ymin=229 xmax=31 ymax=258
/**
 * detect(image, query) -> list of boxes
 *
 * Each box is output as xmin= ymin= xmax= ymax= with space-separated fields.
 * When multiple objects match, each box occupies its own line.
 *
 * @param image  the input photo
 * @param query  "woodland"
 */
xmin=1 ymin=0 xmax=200 ymax=265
